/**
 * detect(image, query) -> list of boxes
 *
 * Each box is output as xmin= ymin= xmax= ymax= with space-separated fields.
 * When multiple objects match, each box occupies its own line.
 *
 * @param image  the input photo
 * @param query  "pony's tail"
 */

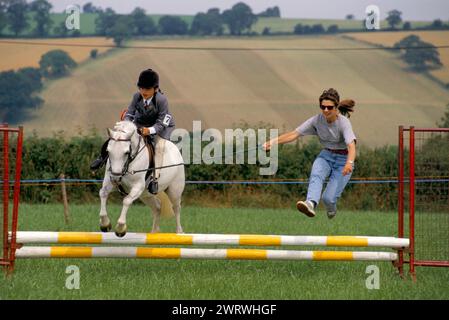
xmin=157 ymin=191 xmax=174 ymax=218
xmin=338 ymin=99 xmax=355 ymax=118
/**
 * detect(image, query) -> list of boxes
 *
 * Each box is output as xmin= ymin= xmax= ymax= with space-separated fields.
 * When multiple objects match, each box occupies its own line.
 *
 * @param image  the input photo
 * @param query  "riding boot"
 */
xmin=148 ymin=136 xmax=165 ymax=194
xmin=90 ymin=139 xmax=109 ymax=170
xmin=147 ymin=136 xmax=161 ymax=195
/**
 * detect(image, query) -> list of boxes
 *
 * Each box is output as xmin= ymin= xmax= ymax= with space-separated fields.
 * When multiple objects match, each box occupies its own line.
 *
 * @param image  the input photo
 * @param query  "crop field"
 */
xmin=1 ymin=204 xmax=448 ymax=299
xmin=346 ymin=30 xmax=449 ymax=84
xmin=0 ymin=37 xmax=114 ymax=71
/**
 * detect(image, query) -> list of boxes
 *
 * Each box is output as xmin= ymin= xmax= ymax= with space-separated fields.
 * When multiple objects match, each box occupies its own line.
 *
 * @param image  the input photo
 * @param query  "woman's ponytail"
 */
xmin=338 ymin=99 xmax=355 ymax=118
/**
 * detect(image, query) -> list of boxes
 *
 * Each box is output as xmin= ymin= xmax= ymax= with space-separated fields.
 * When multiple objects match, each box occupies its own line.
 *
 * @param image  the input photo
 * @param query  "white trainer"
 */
xmin=296 ymin=200 xmax=316 ymax=217
xmin=327 ymin=211 xmax=337 ymax=219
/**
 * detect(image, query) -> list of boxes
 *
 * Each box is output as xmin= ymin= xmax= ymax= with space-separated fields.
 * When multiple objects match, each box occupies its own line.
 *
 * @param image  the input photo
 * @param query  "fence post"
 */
xmin=60 ymin=174 xmax=71 ymax=225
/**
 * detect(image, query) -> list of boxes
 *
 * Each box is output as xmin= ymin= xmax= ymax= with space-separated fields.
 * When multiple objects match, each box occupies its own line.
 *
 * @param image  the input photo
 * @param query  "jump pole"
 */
xmin=12 ymin=231 xmax=410 ymax=248
xmin=15 ymin=246 xmax=398 ymax=262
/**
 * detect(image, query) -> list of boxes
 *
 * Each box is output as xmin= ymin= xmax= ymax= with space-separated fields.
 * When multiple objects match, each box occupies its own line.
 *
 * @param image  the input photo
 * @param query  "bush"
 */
xmin=262 ymin=27 xmax=270 ymax=36
xmin=18 ymin=132 xmax=417 ymax=211
xmin=90 ymin=49 xmax=98 ymax=59
xmin=39 ymin=49 xmax=77 ymax=79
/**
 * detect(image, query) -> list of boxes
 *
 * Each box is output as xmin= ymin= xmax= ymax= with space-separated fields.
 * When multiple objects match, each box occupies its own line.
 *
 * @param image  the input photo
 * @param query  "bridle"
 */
xmin=108 ymin=130 xmax=146 ymax=181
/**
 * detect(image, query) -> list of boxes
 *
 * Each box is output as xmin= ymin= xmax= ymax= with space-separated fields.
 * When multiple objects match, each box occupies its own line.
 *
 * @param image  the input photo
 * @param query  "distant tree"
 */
xmin=191 ymin=9 xmax=223 ymax=36
xmin=311 ymin=24 xmax=325 ymax=34
xmin=191 ymin=13 xmax=212 ymax=35
xmin=293 ymin=23 xmax=304 ymax=35
xmin=222 ymin=2 xmax=257 ymax=35
xmin=262 ymin=27 xmax=270 ymax=36
xmin=53 ymin=20 xmax=68 ymax=37
xmin=394 ymin=34 xmax=420 ymax=48
xmin=83 ymin=2 xmax=99 ymax=13
xmin=386 ymin=9 xmax=402 ymax=29
xmin=16 ymin=67 xmax=43 ymax=91
xmin=131 ymin=7 xmax=157 ymax=36
xmin=95 ymin=7 xmax=116 ymax=36
xmin=394 ymin=35 xmax=442 ymax=71
xmin=327 ymin=24 xmax=339 ymax=33
xmin=29 ymin=0 xmax=53 ymax=37
xmin=206 ymin=8 xmax=223 ymax=35
xmin=438 ymin=104 xmax=449 ymax=127
xmin=107 ymin=15 xmax=133 ymax=46
xmin=158 ymin=15 xmax=188 ymax=35
xmin=39 ymin=50 xmax=77 ymax=78
xmin=0 ymin=0 xmax=7 ymax=35
xmin=258 ymin=6 xmax=281 ymax=18
xmin=90 ymin=49 xmax=98 ymax=59
xmin=6 ymin=0 xmax=29 ymax=36
xmin=402 ymin=21 xmax=411 ymax=30
xmin=346 ymin=14 xmax=354 ymax=20
xmin=430 ymin=19 xmax=443 ymax=30
xmin=0 ymin=70 xmax=43 ymax=123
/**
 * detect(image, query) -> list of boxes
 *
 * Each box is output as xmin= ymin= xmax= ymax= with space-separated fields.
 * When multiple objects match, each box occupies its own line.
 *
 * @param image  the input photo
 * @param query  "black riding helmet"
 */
xmin=137 ymin=69 xmax=159 ymax=89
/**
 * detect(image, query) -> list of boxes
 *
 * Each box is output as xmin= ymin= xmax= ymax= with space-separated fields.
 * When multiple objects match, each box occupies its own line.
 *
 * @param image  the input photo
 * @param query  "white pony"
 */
xmin=98 ymin=121 xmax=185 ymax=237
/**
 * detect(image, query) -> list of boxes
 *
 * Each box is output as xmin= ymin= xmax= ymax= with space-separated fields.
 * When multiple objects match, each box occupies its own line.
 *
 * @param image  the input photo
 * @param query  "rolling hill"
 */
xmin=17 ymin=34 xmax=449 ymax=147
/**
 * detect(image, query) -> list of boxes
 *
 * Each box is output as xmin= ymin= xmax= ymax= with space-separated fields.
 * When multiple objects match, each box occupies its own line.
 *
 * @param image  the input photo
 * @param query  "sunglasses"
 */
xmin=320 ymin=105 xmax=335 ymax=111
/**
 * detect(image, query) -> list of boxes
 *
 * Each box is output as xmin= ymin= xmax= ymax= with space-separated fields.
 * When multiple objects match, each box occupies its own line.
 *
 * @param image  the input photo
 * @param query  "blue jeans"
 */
xmin=306 ymin=150 xmax=353 ymax=212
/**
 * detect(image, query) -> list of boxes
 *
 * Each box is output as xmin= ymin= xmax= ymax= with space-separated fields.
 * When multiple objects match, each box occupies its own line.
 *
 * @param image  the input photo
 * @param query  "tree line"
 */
xmin=16 ymin=106 xmax=449 ymax=210
xmin=0 ymin=1 xmax=279 ymax=42
xmin=2 ymin=1 xmax=448 ymax=42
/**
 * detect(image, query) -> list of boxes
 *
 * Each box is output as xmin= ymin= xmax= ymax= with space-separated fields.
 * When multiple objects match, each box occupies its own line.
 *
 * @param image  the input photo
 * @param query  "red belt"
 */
xmin=325 ymin=148 xmax=348 ymax=155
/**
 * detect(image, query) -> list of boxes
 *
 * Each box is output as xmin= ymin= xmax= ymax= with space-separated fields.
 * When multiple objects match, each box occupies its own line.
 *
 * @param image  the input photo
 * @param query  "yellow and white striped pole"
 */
xmin=15 ymin=246 xmax=398 ymax=261
xmin=12 ymin=232 xmax=410 ymax=248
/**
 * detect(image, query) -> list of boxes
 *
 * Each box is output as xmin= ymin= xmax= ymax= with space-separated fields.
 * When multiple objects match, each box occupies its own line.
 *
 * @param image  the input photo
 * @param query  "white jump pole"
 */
xmin=12 ymin=231 xmax=410 ymax=248
xmin=15 ymin=246 xmax=399 ymax=262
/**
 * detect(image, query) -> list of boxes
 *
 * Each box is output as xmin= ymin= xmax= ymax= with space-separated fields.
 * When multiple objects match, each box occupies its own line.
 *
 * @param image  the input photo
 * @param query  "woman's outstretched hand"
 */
xmin=262 ymin=141 xmax=272 ymax=151
xmin=342 ymin=162 xmax=353 ymax=176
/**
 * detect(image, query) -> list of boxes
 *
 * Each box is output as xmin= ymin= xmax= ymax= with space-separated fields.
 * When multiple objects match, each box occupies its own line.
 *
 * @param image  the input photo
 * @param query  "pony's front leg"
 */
xmin=99 ymin=178 xmax=114 ymax=232
xmin=115 ymin=182 xmax=145 ymax=237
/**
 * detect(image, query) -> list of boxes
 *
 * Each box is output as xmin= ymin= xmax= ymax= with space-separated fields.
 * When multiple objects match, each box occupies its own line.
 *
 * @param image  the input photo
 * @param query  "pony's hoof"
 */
xmin=100 ymin=222 xmax=112 ymax=233
xmin=114 ymin=224 xmax=127 ymax=238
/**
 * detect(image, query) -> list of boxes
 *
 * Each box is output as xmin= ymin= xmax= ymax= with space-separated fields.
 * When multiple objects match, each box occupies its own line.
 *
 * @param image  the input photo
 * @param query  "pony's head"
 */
xmin=107 ymin=121 xmax=138 ymax=180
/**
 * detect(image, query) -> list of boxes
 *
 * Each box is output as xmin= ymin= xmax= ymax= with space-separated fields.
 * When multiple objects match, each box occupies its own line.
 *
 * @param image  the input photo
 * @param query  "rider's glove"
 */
xmin=140 ymin=127 xmax=156 ymax=136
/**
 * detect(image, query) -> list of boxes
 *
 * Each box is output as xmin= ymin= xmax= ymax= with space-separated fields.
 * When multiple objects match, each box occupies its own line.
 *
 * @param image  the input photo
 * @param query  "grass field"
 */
xmin=0 ymin=37 xmax=114 ymax=71
xmin=346 ymin=30 xmax=449 ymax=84
xmin=1 ymin=204 xmax=448 ymax=300
xmin=19 ymin=35 xmax=449 ymax=147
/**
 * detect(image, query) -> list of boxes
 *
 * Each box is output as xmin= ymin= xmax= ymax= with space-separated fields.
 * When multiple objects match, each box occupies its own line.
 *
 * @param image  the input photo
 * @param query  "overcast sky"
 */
xmin=48 ymin=0 xmax=449 ymax=21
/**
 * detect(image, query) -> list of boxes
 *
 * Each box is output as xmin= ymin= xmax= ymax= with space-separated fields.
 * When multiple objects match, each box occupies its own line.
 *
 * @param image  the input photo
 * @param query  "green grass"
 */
xmin=1 ymin=204 xmax=448 ymax=299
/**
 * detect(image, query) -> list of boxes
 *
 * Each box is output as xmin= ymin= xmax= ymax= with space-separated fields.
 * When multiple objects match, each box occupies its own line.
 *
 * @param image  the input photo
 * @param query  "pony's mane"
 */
xmin=111 ymin=121 xmax=136 ymax=139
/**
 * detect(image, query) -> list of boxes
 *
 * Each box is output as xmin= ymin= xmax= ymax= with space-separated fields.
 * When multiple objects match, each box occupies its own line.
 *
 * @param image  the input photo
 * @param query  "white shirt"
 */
xmin=295 ymin=114 xmax=356 ymax=149
xmin=144 ymin=97 xmax=152 ymax=107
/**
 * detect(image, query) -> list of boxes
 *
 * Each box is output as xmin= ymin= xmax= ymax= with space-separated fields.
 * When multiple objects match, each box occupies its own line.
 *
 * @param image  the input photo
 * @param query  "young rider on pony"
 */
xmin=90 ymin=69 xmax=175 ymax=194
